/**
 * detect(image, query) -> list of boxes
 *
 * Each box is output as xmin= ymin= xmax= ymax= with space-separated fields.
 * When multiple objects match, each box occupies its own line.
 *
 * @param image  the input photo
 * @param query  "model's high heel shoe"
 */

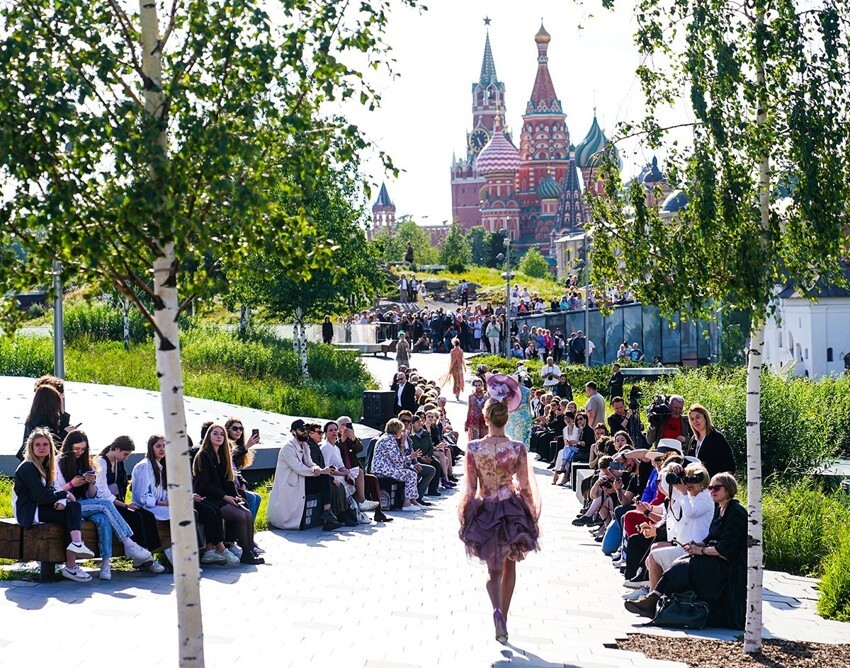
xmin=493 ymin=608 xmax=508 ymax=643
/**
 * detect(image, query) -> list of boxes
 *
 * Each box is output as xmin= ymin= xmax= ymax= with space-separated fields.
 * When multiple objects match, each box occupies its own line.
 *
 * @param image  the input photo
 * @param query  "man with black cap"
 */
xmin=266 ymin=419 xmax=342 ymax=531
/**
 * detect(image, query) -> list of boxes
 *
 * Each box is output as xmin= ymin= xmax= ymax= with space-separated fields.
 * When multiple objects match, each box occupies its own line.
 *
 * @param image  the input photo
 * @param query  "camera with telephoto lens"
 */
xmin=599 ymin=477 xmax=614 ymax=489
xmin=628 ymin=384 xmax=642 ymax=411
xmin=646 ymin=394 xmax=672 ymax=427
xmin=666 ymin=471 xmax=706 ymax=485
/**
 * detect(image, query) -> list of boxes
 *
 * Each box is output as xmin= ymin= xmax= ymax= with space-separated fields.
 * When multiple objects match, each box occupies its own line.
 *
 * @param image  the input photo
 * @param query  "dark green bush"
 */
xmin=0 ymin=335 xmax=53 ymax=377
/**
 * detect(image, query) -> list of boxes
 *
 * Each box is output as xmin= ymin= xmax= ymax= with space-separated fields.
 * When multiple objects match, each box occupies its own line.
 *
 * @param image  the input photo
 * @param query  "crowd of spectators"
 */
xmin=526 ymin=377 xmax=745 ymax=630
xmin=13 ymin=376 xmax=274 ymax=583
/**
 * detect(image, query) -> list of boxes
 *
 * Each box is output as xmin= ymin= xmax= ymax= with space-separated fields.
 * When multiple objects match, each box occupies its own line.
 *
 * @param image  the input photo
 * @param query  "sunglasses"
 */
xmin=401 ymin=419 xmax=411 ymax=424
xmin=230 ymin=426 xmax=243 ymax=432
xmin=708 ymin=485 xmax=725 ymax=492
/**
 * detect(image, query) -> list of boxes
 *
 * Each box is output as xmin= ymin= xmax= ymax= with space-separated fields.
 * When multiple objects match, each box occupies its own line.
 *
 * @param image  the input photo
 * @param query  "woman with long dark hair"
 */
xmin=57 ymin=431 xmax=152 ymax=580
xmin=225 ymin=417 xmax=262 ymax=522
xmin=94 ymin=435 xmax=164 ymax=573
xmin=14 ymin=428 xmax=94 ymax=582
xmin=133 ymin=434 xmax=235 ymax=566
xmin=458 ymin=393 xmax=541 ymax=644
xmin=17 ymin=383 xmax=70 ymax=460
xmin=192 ymin=424 xmax=263 ymax=565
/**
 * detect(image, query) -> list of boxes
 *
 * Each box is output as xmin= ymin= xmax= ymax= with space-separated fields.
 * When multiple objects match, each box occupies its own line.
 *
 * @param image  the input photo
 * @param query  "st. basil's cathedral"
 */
xmin=449 ymin=22 xmax=621 ymax=258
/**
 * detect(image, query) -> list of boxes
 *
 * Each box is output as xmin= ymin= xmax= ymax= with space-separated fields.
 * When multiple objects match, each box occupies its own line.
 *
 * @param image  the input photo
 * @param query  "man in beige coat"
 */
xmin=267 ymin=419 xmax=341 ymax=530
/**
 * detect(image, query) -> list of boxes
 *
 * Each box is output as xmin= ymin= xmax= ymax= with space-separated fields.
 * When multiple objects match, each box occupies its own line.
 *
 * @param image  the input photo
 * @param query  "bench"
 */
xmin=574 ymin=468 xmax=596 ymax=503
xmin=0 ymin=517 xmax=172 ymax=582
xmin=335 ymin=339 xmax=397 ymax=358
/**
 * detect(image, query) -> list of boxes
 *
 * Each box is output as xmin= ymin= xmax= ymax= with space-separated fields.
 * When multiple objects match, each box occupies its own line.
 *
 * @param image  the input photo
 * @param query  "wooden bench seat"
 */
xmin=0 ymin=517 xmax=171 ymax=581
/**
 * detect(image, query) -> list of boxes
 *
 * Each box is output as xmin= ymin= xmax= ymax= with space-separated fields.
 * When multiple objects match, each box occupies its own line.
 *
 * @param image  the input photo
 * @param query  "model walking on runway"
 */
xmin=458 ymin=379 xmax=541 ymax=644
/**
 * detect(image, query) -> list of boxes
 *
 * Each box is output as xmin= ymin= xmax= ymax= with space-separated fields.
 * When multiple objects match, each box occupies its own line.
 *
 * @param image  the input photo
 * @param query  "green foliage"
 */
xmin=467 ymin=226 xmax=501 ymax=267
xmin=410 ymin=267 xmax=562 ymax=304
xmin=439 ymin=223 xmax=472 ymax=273
xmin=517 ymin=248 xmax=551 ymax=279
xmin=0 ymin=477 xmax=12 ymax=519
xmin=0 ymin=0 xmax=420 ymax=335
xmin=763 ymin=479 xmax=850 ymax=575
xmin=234 ymin=162 xmax=382 ymax=321
xmin=590 ymin=1 xmax=849 ymax=322
xmin=818 ymin=524 xmax=850 ymax=622
xmin=373 ymin=219 xmax=439 ymax=266
xmin=0 ymin=329 xmax=374 ymax=419
xmin=63 ymin=301 xmax=151 ymax=344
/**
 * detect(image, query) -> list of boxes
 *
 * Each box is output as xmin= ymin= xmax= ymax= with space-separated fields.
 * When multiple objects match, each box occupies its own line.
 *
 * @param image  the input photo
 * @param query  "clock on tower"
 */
xmin=468 ymin=127 xmax=490 ymax=152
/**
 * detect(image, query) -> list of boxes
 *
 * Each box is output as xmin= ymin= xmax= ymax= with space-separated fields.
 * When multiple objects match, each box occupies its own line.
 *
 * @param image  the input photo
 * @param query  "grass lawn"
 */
xmin=400 ymin=266 xmax=565 ymax=304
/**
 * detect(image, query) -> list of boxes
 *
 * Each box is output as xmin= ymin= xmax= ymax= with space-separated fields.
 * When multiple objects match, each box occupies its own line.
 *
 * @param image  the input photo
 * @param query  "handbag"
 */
xmin=651 ymin=591 xmax=709 ymax=629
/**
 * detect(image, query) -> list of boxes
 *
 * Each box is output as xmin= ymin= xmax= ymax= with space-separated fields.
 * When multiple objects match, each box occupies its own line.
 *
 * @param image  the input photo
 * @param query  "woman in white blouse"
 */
xmin=552 ymin=412 xmax=581 ymax=486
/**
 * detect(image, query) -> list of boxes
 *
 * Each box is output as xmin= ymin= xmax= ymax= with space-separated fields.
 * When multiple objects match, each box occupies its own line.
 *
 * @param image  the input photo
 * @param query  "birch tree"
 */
xmin=589 ymin=0 xmax=850 ymax=653
xmin=0 ymin=0 xmax=417 ymax=664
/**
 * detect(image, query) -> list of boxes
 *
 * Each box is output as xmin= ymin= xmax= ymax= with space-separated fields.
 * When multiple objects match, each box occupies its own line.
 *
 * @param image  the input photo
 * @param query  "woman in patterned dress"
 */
xmin=464 ymin=378 xmax=489 ymax=442
xmin=458 ymin=397 xmax=541 ymax=644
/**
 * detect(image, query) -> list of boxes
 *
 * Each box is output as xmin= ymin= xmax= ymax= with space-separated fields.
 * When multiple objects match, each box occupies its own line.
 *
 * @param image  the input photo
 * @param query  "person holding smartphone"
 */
xmin=225 ymin=418 xmax=263 ymax=524
xmin=57 ymin=430 xmax=153 ymax=579
xmin=192 ymin=424 xmax=264 ymax=564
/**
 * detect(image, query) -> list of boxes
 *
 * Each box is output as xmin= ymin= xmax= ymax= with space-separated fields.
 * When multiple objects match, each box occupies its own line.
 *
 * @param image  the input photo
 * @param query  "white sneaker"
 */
xmin=147 ymin=560 xmax=165 ymax=574
xmin=201 ymin=549 xmax=226 ymax=565
xmin=125 ymin=542 xmax=152 ymax=563
xmin=66 ymin=542 xmax=94 ymax=558
xmin=164 ymin=547 xmax=174 ymax=564
xmin=359 ymin=500 xmax=379 ymax=511
xmin=622 ymin=586 xmax=649 ymax=601
xmin=61 ymin=565 xmax=92 ymax=583
xmin=228 ymin=544 xmax=243 ymax=559
xmin=252 ymin=544 xmax=265 ymax=555
xmin=224 ymin=549 xmax=241 ymax=566
xmin=99 ymin=562 xmax=112 ymax=581
xmin=612 ymin=558 xmax=624 ymax=568
xmin=401 ymin=504 xmax=420 ymax=512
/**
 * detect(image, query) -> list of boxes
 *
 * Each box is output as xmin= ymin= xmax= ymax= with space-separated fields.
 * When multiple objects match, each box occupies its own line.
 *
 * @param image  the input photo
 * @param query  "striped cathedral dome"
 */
xmin=476 ymin=126 xmax=521 ymax=175
xmin=575 ymin=115 xmax=621 ymax=169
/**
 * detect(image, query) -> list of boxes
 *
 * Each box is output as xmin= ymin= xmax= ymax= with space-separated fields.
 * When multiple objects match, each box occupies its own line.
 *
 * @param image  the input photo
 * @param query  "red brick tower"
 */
xmin=516 ymin=22 xmax=570 ymax=250
xmin=450 ymin=22 xmax=507 ymax=230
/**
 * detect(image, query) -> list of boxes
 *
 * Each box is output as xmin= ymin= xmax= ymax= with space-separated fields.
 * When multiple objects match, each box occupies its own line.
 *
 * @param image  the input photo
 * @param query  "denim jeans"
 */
xmin=80 ymin=506 xmax=113 ymax=558
xmin=79 ymin=498 xmax=135 ymax=558
xmin=244 ymin=491 xmax=262 ymax=522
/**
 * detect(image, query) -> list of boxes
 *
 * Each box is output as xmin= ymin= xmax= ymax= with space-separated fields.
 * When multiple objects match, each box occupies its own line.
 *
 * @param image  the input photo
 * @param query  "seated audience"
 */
xmin=370 ymin=418 xmax=424 ymax=512
xmin=686 ymin=404 xmax=736 ymax=476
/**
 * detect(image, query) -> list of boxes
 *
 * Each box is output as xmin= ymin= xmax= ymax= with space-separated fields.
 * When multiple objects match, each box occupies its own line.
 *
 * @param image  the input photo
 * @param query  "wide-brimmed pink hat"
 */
xmin=485 ymin=373 xmax=522 ymax=412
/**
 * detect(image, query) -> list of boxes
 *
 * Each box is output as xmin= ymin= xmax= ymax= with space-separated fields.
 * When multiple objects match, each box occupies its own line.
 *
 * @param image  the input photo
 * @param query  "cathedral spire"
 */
xmin=479 ymin=26 xmax=499 ymax=87
xmin=526 ymin=21 xmax=562 ymax=115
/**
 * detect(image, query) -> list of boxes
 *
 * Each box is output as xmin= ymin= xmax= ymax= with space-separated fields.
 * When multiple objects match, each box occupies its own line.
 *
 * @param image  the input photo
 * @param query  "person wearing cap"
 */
xmin=266 ymin=419 xmax=342 ymax=531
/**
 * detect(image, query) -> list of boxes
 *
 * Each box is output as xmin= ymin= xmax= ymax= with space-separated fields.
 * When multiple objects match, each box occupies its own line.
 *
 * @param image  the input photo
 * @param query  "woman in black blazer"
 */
xmin=193 ymin=424 xmax=263 ymax=565
xmin=14 ymin=428 xmax=95 ymax=582
xmin=686 ymin=404 xmax=736 ymax=477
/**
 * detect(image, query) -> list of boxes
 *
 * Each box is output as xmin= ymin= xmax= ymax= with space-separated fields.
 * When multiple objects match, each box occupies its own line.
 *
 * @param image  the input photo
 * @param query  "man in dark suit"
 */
xmin=392 ymin=371 xmax=417 ymax=415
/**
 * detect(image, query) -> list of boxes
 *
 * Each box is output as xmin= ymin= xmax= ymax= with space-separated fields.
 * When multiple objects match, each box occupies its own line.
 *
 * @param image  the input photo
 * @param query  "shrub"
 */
xmin=818 ymin=524 xmax=850 ymax=622
xmin=517 ymin=247 xmax=551 ymax=278
xmin=762 ymin=479 xmax=848 ymax=575
xmin=0 ymin=335 xmax=53 ymax=377
xmin=0 ymin=477 xmax=12 ymax=519
xmin=63 ymin=301 xmax=151 ymax=344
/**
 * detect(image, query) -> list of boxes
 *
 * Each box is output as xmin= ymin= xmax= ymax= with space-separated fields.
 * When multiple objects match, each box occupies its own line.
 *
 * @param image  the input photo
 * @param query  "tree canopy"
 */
xmin=518 ymin=247 xmax=551 ymax=279
xmin=439 ymin=222 xmax=472 ymax=272
xmin=372 ymin=218 xmax=439 ymax=266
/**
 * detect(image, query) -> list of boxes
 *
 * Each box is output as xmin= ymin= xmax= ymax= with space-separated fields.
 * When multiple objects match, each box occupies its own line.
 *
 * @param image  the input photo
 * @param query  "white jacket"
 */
xmin=131 ymin=459 xmax=170 ymax=521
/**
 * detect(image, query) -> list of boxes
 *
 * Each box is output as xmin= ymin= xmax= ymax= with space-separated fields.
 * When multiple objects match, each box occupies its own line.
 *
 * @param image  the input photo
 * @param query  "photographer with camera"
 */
xmin=645 ymin=394 xmax=692 ymax=448
xmin=624 ymin=461 xmax=713 ymax=609
xmin=572 ymin=455 xmax=620 ymax=528
xmin=540 ymin=357 xmax=561 ymax=391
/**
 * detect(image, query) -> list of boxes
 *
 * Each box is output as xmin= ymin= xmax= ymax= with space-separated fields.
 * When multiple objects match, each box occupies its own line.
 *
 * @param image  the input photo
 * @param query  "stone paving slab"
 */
xmin=0 ymin=352 xmax=847 ymax=666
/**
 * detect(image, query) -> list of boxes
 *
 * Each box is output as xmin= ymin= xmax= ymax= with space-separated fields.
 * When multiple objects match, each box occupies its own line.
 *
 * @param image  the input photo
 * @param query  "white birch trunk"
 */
xmin=140 ymin=2 xmax=204 ymax=664
xmin=294 ymin=307 xmax=310 ymax=378
xmin=744 ymin=322 xmax=765 ymax=653
xmin=123 ymin=298 xmax=131 ymax=350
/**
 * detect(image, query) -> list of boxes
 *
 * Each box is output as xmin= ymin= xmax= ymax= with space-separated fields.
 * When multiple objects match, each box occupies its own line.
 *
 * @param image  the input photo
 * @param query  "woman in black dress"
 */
xmin=624 ymin=472 xmax=747 ymax=628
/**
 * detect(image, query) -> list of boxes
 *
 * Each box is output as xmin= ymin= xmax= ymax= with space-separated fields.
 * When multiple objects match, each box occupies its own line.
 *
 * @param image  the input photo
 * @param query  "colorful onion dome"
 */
xmin=575 ymin=115 xmax=621 ymax=169
xmin=662 ymin=189 xmax=689 ymax=213
xmin=535 ymin=22 xmax=551 ymax=44
xmin=537 ymin=173 xmax=561 ymax=200
xmin=476 ymin=125 xmax=521 ymax=175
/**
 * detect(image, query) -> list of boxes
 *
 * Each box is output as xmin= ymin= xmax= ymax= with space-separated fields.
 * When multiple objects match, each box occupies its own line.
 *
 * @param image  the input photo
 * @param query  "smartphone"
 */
xmin=251 ymin=428 xmax=260 ymax=440
xmin=84 ymin=470 xmax=95 ymax=476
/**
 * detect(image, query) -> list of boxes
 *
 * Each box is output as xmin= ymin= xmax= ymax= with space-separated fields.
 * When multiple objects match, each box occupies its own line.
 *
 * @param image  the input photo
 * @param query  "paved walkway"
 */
xmin=0 ymin=352 xmax=847 ymax=666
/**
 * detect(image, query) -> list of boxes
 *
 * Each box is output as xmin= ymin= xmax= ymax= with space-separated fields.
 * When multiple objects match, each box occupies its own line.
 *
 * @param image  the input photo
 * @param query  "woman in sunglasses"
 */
xmin=226 ymin=418 xmax=262 ymax=523
xmin=625 ymin=472 xmax=746 ymax=629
